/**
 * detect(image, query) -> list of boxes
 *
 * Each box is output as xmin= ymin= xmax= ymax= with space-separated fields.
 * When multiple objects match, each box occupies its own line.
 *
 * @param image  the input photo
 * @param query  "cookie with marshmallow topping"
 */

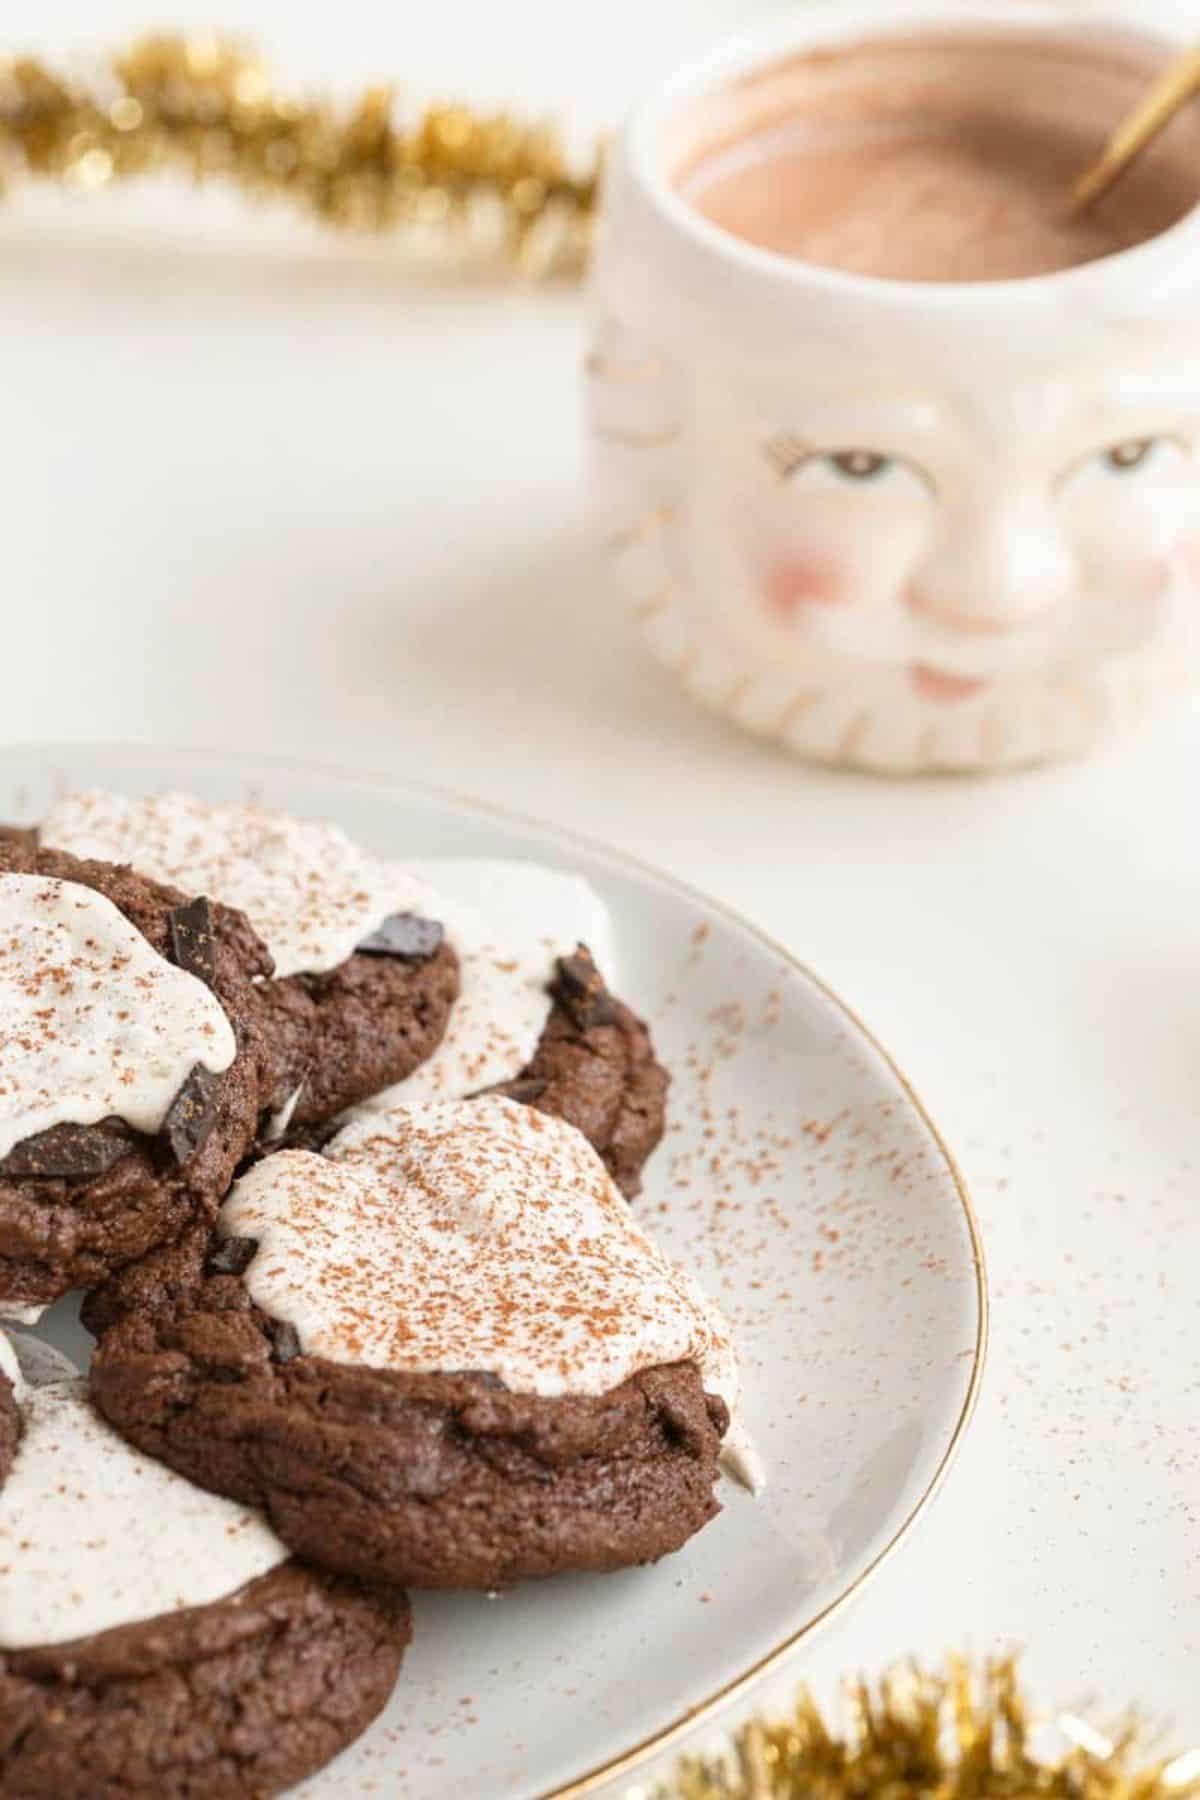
xmin=42 ymin=797 xmax=671 ymax=1189
xmin=347 ymin=855 xmax=670 ymax=1196
xmin=40 ymin=791 xmax=461 ymax=1134
xmin=0 ymin=1329 xmax=409 ymax=1799
xmin=0 ymin=840 xmax=274 ymax=1317
xmin=90 ymin=1097 xmax=753 ymax=1590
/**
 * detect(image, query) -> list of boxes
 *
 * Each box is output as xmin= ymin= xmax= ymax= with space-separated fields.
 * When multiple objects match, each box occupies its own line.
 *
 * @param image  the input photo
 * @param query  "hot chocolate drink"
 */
xmin=675 ymin=33 xmax=1200 ymax=282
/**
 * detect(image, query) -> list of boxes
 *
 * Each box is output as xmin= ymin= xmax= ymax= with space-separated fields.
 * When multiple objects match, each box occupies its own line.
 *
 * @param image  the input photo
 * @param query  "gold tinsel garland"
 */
xmin=0 ymin=34 xmax=599 ymax=273
xmin=662 ymin=1658 xmax=1200 ymax=1800
xmin=1 ymin=34 xmax=1198 ymax=1800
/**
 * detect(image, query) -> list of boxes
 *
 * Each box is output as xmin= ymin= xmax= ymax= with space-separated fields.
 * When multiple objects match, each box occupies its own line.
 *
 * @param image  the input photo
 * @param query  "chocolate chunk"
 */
xmin=356 ymin=913 xmax=444 ymax=961
xmin=0 ymin=1119 xmax=132 ymax=1180
xmin=502 ymin=1078 xmax=547 ymax=1104
xmin=167 ymin=896 xmax=217 ymax=987
xmin=551 ymin=944 xmax=618 ymax=1031
xmin=163 ymin=1065 xmax=219 ymax=1165
xmin=206 ymin=1234 xmax=259 ymax=1276
xmin=268 ymin=1318 xmax=303 ymax=1364
xmin=310 ymin=1119 xmax=347 ymax=1156
xmin=444 ymin=1369 xmax=506 ymax=1388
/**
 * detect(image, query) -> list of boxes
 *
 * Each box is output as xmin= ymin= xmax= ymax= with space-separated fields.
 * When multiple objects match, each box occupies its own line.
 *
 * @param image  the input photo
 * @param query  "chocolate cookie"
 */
xmin=0 ymin=1349 xmax=409 ymax=1799
xmin=40 ymin=791 xmax=460 ymax=1134
xmin=89 ymin=1098 xmax=737 ymax=1591
xmin=345 ymin=896 xmax=670 ymax=1195
xmin=260 ymin=940 xmax=460 ymax=1133
xmin=89 ymin=1242 xmax=728 ymax=1592
xmin=492 ymin=946 xmax=669 ymax=1197
xmin=0 ymin=1565 xmax=407 ymax=1799
xmin=0 ymin=841 xmax=272 ymax=1314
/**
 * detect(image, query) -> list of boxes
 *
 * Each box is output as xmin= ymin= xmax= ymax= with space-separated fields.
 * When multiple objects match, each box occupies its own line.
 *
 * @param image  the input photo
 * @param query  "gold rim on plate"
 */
xmin=16 ymin=741 xmax=990 ymax=1800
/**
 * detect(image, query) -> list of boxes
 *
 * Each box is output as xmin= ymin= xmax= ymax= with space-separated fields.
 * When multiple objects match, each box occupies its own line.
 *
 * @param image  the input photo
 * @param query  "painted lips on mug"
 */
xmin=589 ymin=7 xmax=1200 ymax=773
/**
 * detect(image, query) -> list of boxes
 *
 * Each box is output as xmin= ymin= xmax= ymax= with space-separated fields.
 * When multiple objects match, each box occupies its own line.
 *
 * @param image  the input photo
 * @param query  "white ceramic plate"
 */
xmin=3 ymin=745 xmax=986 ymax=1800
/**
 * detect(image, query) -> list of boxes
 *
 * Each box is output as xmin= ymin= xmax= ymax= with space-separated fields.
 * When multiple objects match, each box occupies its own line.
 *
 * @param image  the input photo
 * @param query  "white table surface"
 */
xmin=3 ymin=0 xmax=1198 ymax=1788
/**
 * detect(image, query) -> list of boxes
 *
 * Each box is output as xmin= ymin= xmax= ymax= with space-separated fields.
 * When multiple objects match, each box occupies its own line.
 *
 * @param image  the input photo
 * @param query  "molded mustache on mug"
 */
xmin=770 ymin=585 xmax=1172 ymax=678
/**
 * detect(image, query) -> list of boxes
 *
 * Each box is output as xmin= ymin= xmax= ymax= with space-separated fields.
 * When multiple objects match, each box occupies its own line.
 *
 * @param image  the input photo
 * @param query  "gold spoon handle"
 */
xmin=1073 ymin=43 xmax=1200 ymax=213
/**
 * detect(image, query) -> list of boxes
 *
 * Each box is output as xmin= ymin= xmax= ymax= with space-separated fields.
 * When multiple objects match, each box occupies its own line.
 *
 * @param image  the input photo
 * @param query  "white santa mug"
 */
xmin=587 ymin=3 xmax=1200 ymax=774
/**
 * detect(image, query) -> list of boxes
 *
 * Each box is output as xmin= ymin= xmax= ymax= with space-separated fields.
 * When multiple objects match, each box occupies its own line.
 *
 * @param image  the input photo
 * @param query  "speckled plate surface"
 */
xmin=5 ymin=744 xmax=986 ymax=1800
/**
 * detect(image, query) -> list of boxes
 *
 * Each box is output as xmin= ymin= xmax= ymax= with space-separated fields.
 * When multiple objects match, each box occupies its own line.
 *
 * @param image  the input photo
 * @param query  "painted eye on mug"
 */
xmin=1103 ymin=438 xmax=1159 ymax=473
xmin=764 ymin=435 xmax=933 ymax=496
xmin=1058 ymin=433 xmax=1188 ymax=496
xmin=827 ymin=450 xmax=891 ymax=481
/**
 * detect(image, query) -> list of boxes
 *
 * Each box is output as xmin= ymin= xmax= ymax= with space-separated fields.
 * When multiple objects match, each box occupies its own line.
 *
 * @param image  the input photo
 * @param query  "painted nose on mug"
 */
xmin=905 ymin=498 xmax=1075 ymax=636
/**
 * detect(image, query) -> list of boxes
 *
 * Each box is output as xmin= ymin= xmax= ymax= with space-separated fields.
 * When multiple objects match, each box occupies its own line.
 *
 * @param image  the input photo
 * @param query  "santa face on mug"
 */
xmin=637 ymin=330 xmax=1200 ymax=771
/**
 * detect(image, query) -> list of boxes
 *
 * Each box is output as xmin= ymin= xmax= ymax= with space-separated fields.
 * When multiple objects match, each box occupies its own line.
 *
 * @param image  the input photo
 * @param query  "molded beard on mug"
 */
xmin=634 ymin=571 xmax=1193 ymax=773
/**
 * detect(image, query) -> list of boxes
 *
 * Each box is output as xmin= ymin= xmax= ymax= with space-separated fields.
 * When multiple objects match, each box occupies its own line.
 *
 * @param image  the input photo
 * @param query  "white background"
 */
xmin=3 ymin=0 xmax=1199 ymax=1786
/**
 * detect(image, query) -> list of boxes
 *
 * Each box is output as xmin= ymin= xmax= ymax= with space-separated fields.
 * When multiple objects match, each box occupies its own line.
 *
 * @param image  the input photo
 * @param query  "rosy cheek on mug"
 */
xmin=1118 ymin=553 xmax=1177 ymax=604
xmin=764 ymin=555 xmax=845 ymax=619
xmin=1143 ymin=557 xmax=1174 ymax=599
xmin=1171 ymin=535 xmax=1200 ymax=586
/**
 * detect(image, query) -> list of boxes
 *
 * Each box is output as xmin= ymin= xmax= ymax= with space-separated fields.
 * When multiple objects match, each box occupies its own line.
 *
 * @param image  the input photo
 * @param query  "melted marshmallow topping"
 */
xmin=0 ymin=874 xmax=235 ymax=1162
xmin=39 ymin=793 xmax=621 ymax=1103
xmin=1 ymin=1331 xmax=76 ymax=1394
xmin=41 ymin=790 xmax=428 ymax=980
xmin=221 ymin=1095 xmax=738 ymax=1405
xmin=0 ymin=1329 xmax=23 ymax=1400
xmin=0 ymin=1301 xmax=48 ymax=1327
xmin=0 ymin=1375 xmax=288 ymax=1647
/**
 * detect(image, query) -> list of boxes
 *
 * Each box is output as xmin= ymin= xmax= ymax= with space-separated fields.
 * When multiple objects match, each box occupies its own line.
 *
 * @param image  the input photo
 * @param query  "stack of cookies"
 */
xmin=0 ymin=791 xmax=757 ymax=1798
